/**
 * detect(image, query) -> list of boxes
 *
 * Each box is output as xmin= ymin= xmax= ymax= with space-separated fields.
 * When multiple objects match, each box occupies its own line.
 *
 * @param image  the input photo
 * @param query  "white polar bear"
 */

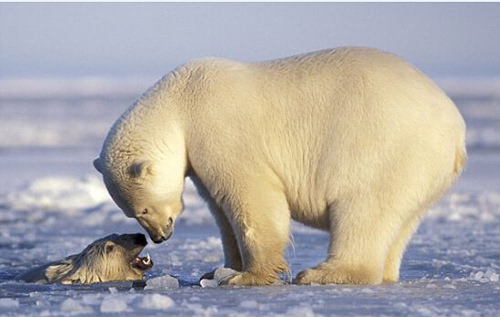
xmin=94 ymin=47 xmax=466 ymax=285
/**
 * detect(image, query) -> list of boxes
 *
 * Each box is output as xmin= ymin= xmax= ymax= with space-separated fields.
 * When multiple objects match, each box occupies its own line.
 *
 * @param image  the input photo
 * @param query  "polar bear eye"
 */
xmin=142 ymin=209 xmax=148 ymax=215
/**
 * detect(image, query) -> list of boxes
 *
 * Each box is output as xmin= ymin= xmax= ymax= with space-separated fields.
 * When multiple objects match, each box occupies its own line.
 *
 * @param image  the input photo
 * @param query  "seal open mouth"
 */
xmin=131 ymin=253 xmax=153 ymax=271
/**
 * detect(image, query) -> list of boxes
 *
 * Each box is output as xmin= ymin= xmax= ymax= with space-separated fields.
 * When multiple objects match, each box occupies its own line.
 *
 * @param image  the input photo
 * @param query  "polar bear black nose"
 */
xmin=134 ymin=233 xmax=147 ymax=246
xmin=152 ymin=235 xmax=167 ymax=244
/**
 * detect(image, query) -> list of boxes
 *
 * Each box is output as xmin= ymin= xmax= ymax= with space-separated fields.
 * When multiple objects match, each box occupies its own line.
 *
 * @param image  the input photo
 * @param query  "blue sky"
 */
xmin=1 ymin=2 xmax=499 ymax=78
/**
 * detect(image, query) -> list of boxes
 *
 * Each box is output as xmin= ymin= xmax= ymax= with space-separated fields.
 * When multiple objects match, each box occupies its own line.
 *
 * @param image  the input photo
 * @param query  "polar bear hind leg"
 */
xmin=382 ymin=214 xmax=422 ymax=282
xmin=295 ymin=196 xmax=408 ymax=285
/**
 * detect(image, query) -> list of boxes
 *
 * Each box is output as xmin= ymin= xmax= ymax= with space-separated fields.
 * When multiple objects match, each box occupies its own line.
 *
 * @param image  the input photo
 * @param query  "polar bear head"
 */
xmin=94 ymin=80 xmax=188 ymax=244
xmin=94 ymin=151 xmax=185 ymax=244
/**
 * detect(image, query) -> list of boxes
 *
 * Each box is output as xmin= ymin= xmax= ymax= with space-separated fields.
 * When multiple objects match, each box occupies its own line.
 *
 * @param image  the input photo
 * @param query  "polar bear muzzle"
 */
xmin=142 ymin=216 xmax=174 ymax=244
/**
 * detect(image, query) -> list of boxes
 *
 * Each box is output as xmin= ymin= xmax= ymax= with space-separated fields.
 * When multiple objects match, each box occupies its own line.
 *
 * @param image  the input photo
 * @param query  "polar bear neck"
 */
xmin=101 ymin=76 xmax=186 ymax=170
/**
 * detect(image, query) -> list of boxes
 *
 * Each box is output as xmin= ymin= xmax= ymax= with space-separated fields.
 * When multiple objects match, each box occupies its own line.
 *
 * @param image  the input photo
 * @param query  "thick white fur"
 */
xmin=95 ymin=47 xmax=466 ymax=285
xmin=16 ymin=234 xmax=149 ymax=284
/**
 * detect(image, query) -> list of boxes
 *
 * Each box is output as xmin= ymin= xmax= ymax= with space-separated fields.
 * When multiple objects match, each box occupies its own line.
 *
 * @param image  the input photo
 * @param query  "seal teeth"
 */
xmin=143 ymin=253 xmax=151 ymax=265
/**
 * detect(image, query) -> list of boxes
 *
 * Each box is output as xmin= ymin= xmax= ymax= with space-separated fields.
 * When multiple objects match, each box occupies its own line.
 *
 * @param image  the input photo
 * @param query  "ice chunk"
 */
xmin=60 ymin=298 xmax=92 ymax=314
xmin=200 ymin=279 xmax=218 ymax=288
xmin=473 ymin=271 xmax=484 ymax=280
xmin=0 ymin=298 xmax=19 ymax=308
xmin=100 ymin=298 xmax=128 ymax=313
xmin=81 ymin=294 xmax=103 ymax=306
xmin=200 ymin=267 xmax=238 ymax=287
xmin=138 ymin=294 xmax=175 ymax=310
xmin=482 ymin=269 xmax=500 ymax=282
xmin=145 ymin=275 xmax=180 ymax=290
xmin=490 ymin=273 xmax=499 ymax=282
xmin=361 ymin=288 xmax=375 ymax=294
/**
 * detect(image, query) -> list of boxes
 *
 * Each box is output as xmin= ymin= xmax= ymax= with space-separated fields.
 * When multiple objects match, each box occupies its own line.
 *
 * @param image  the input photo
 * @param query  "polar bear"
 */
xmin=16 ymin=233 xmax=153 ymax=284
xmin=94 ymin=47 xmax=466 ymax=285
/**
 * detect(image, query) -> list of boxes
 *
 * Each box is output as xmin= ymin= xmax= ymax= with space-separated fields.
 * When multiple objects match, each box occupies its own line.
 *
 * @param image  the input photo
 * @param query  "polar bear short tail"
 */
xmin=454 ymin=143 xmax=467 ymax=176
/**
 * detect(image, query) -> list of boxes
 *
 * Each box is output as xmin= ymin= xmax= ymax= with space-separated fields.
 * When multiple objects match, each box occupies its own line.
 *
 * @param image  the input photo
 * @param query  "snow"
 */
xmin=0 ymin=77 xmax=499 ymax=316
xmin=99 ymin=297 xmax=128 ymax=313
xmin=60 ymin=298 xmax=92 ymax=314
xmin=0 ymin=298 xmax=19 ymax=309
xmin=138 ymin=294 xmax=175 ymax=310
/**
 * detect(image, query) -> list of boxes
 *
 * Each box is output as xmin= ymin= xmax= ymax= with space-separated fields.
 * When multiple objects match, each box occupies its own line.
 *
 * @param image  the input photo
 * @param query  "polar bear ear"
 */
xmin=93 ymin=158 xmax=103 ymax=174
xmin=130 ymin=161 xmax=155 ymax=178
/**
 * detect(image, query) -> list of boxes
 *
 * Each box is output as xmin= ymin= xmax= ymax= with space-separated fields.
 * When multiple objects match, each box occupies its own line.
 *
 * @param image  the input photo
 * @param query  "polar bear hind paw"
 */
xmin=294 ymin=263 xmax=382 ymax=285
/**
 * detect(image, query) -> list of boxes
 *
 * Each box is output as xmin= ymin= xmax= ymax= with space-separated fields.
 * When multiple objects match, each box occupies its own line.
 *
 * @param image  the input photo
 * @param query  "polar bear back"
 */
xmin=180 ymin=48 xmax=464 ymax=223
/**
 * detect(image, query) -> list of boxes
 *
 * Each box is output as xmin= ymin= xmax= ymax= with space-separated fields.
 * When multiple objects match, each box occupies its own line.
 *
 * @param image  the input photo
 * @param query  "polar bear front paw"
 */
xmin=219 ymin=271 xmax=279 ymax=286
xmin=295 ymin=263 xmax=382 ymax=285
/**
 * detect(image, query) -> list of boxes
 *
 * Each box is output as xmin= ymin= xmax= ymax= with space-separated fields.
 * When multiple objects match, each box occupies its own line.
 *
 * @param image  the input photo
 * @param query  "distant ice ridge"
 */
xmin=0 ymin=76 xmax=499 ymax=99
xmin=0 ymin=175 xmax=214 ymax=226
xmin=0 ymin=77 xmax=155 ymax=99
xmin=0 ymin=175 xmax=110 ymax=213
xmin=436 ymin=77 xmax=500 ymax=98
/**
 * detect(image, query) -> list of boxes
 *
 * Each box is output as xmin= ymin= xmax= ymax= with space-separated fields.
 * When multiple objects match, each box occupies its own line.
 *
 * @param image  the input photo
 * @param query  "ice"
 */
xmin=60 ymin=298 xmax=93 ymax=314
xmin=144 ymin=275 xmax=180 ymax=290
xmin=99 ymin=297 xmax=128 ymax=313
xmin=285 ymin=306 xmax=317 ymax=317
xmin=0 ymin=298 xmax=19 ymax=308
xmin=239 ymin=300 xmax=258 ymax=308
xmin=138 ymin=294 xmax=175 ymax=310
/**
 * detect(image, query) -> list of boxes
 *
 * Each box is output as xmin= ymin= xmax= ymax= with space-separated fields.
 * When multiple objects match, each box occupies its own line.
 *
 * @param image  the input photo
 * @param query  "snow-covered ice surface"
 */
xmin=0 ymin=77 xmax=499 ymax=316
